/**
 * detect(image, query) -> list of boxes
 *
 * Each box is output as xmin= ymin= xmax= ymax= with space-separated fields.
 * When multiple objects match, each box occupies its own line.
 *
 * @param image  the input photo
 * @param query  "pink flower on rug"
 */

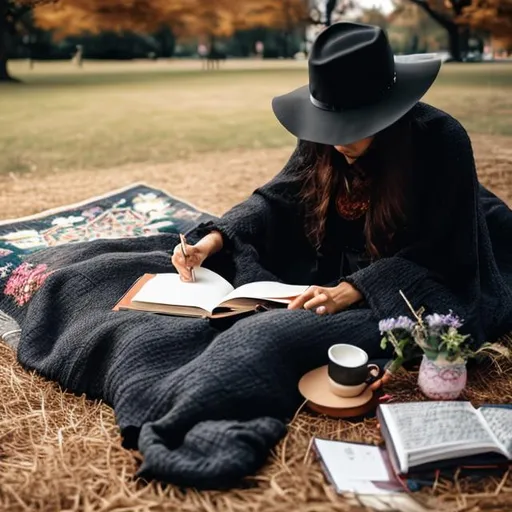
xmin=4 ymin=263 xmax=52 ymax=306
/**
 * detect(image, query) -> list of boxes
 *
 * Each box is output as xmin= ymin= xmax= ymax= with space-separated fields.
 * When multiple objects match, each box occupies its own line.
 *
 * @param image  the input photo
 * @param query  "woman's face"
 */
xmin=334 ymin=136 xmax=374 ymax=164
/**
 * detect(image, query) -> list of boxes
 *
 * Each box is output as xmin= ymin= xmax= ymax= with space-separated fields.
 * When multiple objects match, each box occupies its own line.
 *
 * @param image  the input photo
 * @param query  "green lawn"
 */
xmin=0 ymin=59 xmax=511 ymax=175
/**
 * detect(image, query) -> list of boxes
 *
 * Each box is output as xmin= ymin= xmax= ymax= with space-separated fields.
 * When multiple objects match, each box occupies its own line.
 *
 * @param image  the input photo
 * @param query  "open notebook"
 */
xmin=377 ymin=401 xmax=512 ymax=475
xmin=114 ymin=267 xmax=309 ymax=318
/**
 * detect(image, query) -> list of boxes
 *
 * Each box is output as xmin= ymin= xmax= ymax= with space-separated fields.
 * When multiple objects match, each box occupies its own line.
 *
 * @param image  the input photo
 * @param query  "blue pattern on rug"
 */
xmin=0 ymin=184 xmax=212 ymax=285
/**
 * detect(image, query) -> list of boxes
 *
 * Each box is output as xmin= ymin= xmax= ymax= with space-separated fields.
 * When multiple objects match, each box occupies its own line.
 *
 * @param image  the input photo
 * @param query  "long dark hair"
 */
xmin=300 ymin=115 xmax=415 ymax=260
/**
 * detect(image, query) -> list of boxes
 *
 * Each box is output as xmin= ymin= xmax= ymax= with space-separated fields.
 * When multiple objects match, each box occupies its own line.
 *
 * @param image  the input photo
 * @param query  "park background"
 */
xmin=1 ymin=1 xmax=512 ymax=511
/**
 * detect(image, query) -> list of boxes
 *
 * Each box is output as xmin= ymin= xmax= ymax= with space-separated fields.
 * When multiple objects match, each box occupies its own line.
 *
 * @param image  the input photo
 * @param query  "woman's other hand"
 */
xmin=171 ymin=231 xmax=223 ymax=281
xmin=287 ymin=282 xmax=363 ymax=314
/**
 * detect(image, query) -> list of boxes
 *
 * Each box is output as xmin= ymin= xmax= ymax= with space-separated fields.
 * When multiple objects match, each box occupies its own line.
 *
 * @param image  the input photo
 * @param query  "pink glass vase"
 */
xmin=417 ymin=355 xmax=467 ymax=400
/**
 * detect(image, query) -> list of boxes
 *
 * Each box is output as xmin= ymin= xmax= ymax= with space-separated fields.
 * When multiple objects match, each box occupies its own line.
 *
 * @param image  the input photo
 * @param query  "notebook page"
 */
xmin=131 ymin=268 xmax=234 ymax=314
xmin=380 ymin=402 xmax=499 ymax=472
xmin=479 ymin=406 xmax=512 ymax=458
xmin=314 ymin=439 xmax=392 ymax=483
xmin=220 ymin=281 xmax=309 ymax=304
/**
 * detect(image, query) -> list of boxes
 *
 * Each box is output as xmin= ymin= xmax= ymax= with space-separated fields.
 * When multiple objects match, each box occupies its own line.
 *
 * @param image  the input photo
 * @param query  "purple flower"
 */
xmin=379 ymin=319 xmax=394 ymax=333
xmin=425 ymin=312 xmax=463 ymax=331
xmin=379 ymin=316 xmax=415 ymax=334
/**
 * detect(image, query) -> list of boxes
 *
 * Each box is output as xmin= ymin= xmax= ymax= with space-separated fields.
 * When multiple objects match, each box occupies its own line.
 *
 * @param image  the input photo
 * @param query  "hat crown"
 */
xmin=309 ymin=22 xmax=395 ymax=110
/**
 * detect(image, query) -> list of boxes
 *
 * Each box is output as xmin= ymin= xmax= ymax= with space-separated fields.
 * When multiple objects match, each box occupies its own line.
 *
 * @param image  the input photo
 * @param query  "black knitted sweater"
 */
xmin=194 ymin=103 xmax=512 ymax=343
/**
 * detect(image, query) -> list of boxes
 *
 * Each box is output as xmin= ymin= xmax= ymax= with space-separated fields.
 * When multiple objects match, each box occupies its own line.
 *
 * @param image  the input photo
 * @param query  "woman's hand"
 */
xmin=171 ymin=231 xmax=223 ymax=281
xmin=287 ymin=282 xmax=363 ymax=315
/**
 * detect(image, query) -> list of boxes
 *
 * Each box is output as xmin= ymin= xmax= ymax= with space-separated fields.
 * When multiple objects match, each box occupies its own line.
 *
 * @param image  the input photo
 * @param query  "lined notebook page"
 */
xmin=131 ymin=268 xmax=234 ymax=314
xmin=479 ymin=406 xmax=512 ymax=458
xmin=379 ymin=402 xmax=499 ymax=472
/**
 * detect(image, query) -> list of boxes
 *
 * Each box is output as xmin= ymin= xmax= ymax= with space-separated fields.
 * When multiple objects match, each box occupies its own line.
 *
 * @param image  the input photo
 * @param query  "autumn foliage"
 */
xmin=33 ymin=0 xmax=309 ymax=40
xmin=406 ymin=0 xmax=512 ymax=37
xmin=462 ymin=0 xmax=512 ymax=39
xmin=2 ymin=0 xmax=511 ymax=82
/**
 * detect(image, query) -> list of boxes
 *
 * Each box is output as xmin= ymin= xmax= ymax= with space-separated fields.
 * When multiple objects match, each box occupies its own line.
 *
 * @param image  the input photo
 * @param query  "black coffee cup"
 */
xmin=328 ymin=344 xmax=382 ymax=391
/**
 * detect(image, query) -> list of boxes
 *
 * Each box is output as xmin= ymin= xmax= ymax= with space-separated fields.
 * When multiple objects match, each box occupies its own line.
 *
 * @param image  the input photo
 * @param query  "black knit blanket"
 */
xmin=0 ymin=233 xmax=389 ymax=489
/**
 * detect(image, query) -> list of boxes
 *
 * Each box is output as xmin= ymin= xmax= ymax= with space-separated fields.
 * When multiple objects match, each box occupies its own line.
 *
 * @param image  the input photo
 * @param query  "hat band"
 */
xmin=310 ymin=72 xmax=397 ymax=112
xmin=309 ymin=94 xmax=341 ymax=112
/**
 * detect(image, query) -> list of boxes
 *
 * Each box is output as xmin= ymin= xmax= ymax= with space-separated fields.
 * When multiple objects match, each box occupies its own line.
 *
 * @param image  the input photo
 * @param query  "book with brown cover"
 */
xmin=113 ymin=268 xmax=308 ymax=319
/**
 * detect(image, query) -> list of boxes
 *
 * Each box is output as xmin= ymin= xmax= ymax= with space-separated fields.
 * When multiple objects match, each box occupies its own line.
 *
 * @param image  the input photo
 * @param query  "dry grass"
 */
xmin=3 ymin=133 xmax=512 ymax=221
xmin=1 ymin=134 xmax=512 ymax=512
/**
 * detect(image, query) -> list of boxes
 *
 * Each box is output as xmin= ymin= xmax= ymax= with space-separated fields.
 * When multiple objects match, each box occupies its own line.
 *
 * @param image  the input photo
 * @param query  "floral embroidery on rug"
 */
xmin=4 ymin=263 xmax=52 ymax=307
xmin=0 ymin=184 xmax=213 ymax=308
xmin=0 ymin=263 xmax=15 ymax=279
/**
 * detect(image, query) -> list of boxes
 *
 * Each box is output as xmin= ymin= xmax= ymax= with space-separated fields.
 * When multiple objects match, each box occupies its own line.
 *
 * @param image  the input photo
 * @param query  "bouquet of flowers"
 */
xmin=379 ymin=293 xmax=509 ymax=375
xmin=379 ymin=311 xmax=472 ymax=374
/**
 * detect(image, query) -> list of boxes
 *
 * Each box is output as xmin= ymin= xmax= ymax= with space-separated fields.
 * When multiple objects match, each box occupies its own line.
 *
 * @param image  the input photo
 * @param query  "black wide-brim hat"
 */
xmin=272 ymin=22 xmax=442 ymax=146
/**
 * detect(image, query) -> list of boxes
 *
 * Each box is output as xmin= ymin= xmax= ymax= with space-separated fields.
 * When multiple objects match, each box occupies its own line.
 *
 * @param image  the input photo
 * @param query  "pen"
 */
xmin=179 ymin=233 xmax=196 ymax=282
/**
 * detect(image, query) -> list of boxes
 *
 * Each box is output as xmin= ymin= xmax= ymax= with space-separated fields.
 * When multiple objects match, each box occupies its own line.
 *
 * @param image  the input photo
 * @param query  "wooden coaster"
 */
xmin=298 ymin=365 xmax=378 ymax=419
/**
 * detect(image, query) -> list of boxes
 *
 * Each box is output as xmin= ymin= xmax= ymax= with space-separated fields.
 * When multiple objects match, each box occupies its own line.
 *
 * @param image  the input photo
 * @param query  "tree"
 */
xmin=388 ymin=2 xmax=447 ymax=53
xmin=33 ymin=1 xmax=195 ymax=39
xmin=154 ymin=26 xmax=175 ymax=58
xmin=1 ymin=0 xmax=184 ymax=81
xmin=0 ymin=0 xmax=51 ymax=81
xmin=326 ymin=0 xmax=342 ymax=26
xmin=0 ymin=0 xmax=10 ymax=80
xmin=252 ymin=0 xmax=309 ymax=57
xmin=33 ymin=0 xmax=310 ymax=56
xmin=2 ymin=0 xmax=350 ymax=80
xmin=172 ymin=0 xmax=303 ymax=54
xmin=406 ymin=0 xmax=472 ymax=61
xmin=462 ymin=0 xmax=512 ymax=40
xmin=33 ymin=0 xmax=310 ymax=43
xmin=308 ymin=0 xmax=353 ymax=26
xmin=357 ymin=6 xmax=389 ymax=29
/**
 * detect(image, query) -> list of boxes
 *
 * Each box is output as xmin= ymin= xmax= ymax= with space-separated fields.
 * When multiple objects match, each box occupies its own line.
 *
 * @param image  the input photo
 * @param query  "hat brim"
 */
xmin=271 ymin=56 xmax=441 ymax=146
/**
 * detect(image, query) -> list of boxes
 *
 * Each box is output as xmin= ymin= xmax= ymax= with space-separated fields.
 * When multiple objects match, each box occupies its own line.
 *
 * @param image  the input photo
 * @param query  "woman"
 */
xmin=173 ymin=22 xmax=512 ymax=346
xmin=7 ymin=22 xmax=512 ymax=489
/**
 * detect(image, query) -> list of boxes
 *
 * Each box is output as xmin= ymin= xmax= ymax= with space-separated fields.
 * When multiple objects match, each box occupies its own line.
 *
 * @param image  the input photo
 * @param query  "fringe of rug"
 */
xmin=0 ymin=309 xmax=21 ymax=351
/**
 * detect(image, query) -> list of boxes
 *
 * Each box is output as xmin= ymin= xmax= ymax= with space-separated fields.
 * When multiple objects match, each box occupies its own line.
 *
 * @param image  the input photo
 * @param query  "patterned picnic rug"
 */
xmin=0 ymin=183 xmax=213 ymax=306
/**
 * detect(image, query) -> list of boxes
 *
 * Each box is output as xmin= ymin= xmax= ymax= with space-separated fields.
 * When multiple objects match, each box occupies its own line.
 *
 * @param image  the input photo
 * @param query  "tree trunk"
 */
xmin=325 ymin=0 xmax=337 ymax=26
xmin=460 ymin=25 xmax=471 ymax=55
xmin=408 ymin=0 xmax=466 ymax=62
xmin=0 ymin=53 xmax=11 ymax=81
xmin=0 ymin=0 xmax=15 ymax=81
xmin=410 ymin=34 xmax=419 ymax=54
xmin=156 ymin=27 xmax=175 ymax=58
xmin=447 ymin=26 xmax=462 ymax=62
xmin=282 ymin=31 xmax=289 ymax=58
xmin=209 ymin=34 xmax=217 ymax=55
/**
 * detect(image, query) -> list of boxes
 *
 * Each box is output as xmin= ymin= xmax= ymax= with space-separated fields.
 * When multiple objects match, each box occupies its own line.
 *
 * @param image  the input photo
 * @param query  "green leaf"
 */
xmin=423 ymin=349 xmax=438 ymax=360
xmin=426 ymin=335 xmax=440 ymax=350
xmin=388 ymin=356 xmax=404 ymax=374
